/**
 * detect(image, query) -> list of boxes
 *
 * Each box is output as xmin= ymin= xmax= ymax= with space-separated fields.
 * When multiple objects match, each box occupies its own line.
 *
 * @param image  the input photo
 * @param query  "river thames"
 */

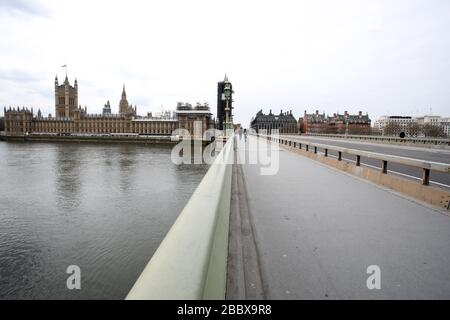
xmin=0 ymin=141 xmax=209 ymax=299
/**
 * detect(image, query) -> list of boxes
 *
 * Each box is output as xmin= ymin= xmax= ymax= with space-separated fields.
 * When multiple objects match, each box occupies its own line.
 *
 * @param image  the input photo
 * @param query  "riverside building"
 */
xmin=4 ymin=75 xmax=214 ymax=139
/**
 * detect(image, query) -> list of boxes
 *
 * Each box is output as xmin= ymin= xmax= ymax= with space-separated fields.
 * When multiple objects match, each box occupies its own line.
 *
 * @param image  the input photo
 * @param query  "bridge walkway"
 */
xmin=231 ymin=135 xmax=450 ymax=299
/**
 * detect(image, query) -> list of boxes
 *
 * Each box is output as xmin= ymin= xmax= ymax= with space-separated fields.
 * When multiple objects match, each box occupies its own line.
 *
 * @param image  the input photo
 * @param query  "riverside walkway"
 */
xmin=232 ymin=135 xmax=450 ymax=299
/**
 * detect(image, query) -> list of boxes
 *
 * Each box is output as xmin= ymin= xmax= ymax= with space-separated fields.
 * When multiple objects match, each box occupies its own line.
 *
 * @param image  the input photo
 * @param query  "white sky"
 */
xmin=0 ymin=0 xmax=449 ymax=125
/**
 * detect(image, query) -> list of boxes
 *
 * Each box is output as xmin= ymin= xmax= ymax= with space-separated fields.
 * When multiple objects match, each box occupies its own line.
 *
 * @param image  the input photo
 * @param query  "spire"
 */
xmin=224 ymin=73 xmax=228 ymax=82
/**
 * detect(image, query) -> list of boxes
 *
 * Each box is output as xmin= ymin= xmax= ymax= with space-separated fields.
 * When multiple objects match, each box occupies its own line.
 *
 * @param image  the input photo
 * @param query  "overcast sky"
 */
xmin=0 ymin=0 xmax=449 ymax=125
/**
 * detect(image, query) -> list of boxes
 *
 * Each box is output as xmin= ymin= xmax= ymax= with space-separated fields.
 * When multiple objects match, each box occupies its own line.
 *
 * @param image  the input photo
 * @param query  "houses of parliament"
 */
xmin=3 ymin=74 xmax=214 ymax=138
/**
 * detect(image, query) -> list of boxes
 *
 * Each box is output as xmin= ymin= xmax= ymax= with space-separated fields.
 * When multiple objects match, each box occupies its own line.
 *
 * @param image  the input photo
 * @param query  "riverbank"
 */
xmin=2 ymin=134 xmax=184 ymax=145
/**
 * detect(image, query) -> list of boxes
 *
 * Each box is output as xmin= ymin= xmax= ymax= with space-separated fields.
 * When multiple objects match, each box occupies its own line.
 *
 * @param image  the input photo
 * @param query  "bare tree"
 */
xmin=423 ymin=123 xmax=446 ymax=138
xmin=383 ymin=122 xmax=401 ymax=136
xmin=406 ymin=122 xmax=422 ymax=137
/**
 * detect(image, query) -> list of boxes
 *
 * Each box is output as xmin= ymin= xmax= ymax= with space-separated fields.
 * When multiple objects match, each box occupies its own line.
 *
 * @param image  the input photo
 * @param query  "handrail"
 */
xmin=300 ymin=133 xmax=450 ymax=145
xmin=258 ymin=133 xmax=450 ymax=185
xmin=126 ymin=135 xmax=234 ymax=300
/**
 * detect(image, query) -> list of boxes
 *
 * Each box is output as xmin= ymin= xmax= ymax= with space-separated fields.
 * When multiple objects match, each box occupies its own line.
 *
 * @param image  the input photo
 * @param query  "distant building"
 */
xmin=301 ymin=110 xmax=328 ymax=134
xmin=217 ymin=75 xmax=233 ymax=131
xmin=300 ymin=110 xmax=371 ymax=134
xmin=102 ymin=101 xmax=112 ymax=115
xmin=439 ymin=117 xmax=450 ymax=137
xmin=416 ymin=115 xmax=450 ymax=137
xmin=119 ymin=85 xmax=137 ymax=116
xmin=415 ymin=115 xmax=441 ymax=126
xmin=373 ymin=115 xmax=450 ymax=137
xmin=175 ymin=102 xmax=214 ymax=138
xmin=4 ymin=75 xmax=214 ymax=138
xmin=55 ymin=75 xmax=78 ymax=118
xmin=250 ymin=109 xmax=298 ymax=134
xmin=373 ymin=116 xmax=416 ymax=136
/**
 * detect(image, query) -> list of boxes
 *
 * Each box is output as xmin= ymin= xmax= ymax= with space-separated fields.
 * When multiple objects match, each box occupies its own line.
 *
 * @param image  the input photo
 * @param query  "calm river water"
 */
xmin=0 ymin=141 xmax=209 ymax=299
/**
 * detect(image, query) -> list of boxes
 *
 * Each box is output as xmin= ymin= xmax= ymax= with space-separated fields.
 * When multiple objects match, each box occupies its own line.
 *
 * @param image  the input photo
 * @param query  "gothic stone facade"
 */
xmin=4 ymin=77 xmax=213 ymax=138
xmin=55 ymin=75 xmax=78 ymax=118
xmin=250 ymin=109 xmax=298 ymax=134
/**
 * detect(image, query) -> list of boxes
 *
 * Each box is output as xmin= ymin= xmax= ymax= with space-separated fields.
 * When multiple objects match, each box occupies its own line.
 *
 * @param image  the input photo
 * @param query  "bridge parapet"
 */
xmin=126 ymin=136 xmax=234 ymax=300
xmin=301 ymin=133 xmax=450 ymax=147
xmin=259 ymin=134 xmax=450 ymax=186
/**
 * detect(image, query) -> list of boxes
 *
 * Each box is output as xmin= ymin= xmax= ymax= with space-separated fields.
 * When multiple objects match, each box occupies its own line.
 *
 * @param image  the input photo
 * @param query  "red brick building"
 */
xmin=299 ymin=110 xmax=371 ymax=134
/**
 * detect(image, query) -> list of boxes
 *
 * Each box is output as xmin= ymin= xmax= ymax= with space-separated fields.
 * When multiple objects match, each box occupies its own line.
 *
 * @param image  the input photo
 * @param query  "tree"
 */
xmin=406 ymin=122 xmax=422 ymax=137
xmin=383 ymin=122 xmax=401 ymax=136
xmin=423 ymin=123 xmax=446 ymax=138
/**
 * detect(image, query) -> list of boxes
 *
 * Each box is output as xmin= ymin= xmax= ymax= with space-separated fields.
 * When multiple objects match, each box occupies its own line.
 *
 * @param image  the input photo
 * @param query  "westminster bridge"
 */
xmin=126 ymin=133 xmax=450 ymax=300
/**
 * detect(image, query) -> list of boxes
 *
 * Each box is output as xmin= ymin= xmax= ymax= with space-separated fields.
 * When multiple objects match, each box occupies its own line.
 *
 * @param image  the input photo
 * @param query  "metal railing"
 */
xmin=258 ymin=134 xmax=450 ymax=186
xmin=300 ymin=133 xmax=450 ymax=146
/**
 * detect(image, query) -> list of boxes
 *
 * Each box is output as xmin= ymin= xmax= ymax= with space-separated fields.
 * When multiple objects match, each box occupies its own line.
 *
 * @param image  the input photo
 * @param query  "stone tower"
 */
xmin=55 ymin=75 xmax=78 ymax=118
xmin=119 ymin=85 xmax=129 ymax=114
xmin=119 ymin=85 xmax=136 ymax=116
xmin=103 ymin=100 xmax=112 ymax=115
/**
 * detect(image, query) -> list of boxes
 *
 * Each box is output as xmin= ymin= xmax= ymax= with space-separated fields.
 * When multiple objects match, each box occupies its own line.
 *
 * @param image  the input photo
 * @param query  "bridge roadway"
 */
xmin=232 ymin=135 xmax=450 ymax=299
xmin=282 ymin=135 xmax=450 ymax=189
